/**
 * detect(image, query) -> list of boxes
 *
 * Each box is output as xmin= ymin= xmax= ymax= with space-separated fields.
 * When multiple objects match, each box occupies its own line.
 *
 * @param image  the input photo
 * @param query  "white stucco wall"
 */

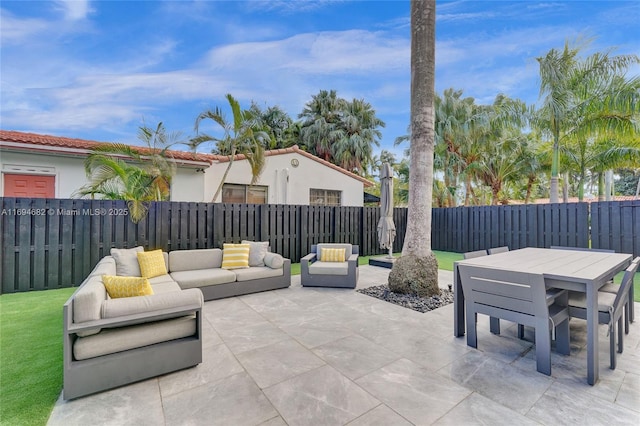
xmin=1 ymin=151 xmax=88 ymax=198
xmin=0 ymin=150 xmax=206 ymax=201
xmin=204 ymin=152 xmax=365 ymax=206
xmin=170 ymin=167 xmax=206 ymax=202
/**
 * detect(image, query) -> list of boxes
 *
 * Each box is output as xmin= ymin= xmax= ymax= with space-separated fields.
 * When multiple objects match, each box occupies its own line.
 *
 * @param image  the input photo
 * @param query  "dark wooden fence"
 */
xmin=0 ymin=198 xmax=391 ymax=293
xmin=431 ymin=202 xmax=590 ymax=252
xmin=590 ymin=200 xmax=640 ymax=256
xmin=1 ymin=197 xmax=638 ymax=294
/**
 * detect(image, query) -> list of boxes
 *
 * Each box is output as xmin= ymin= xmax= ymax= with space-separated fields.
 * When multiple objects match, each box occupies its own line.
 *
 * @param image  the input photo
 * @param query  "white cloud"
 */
xmin=204 ymin=30 xmax=409 ymax=75
xmin=248 ymin=0 xmax=345 ymax=14
xmin=0 ymin=9 xmax=51 ymax=43
xmin=54 ymin=0 xmax=93 ymax=21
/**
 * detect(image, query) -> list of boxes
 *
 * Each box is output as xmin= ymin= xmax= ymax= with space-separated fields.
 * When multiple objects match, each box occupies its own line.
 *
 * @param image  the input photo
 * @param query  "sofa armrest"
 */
xmin=301 ymin=253 xmax=317 ymax=263
xmin=347 ymin=254 xmax=359 ymax=264
xmin=67 ymin=303 xmax=201 ymax=334
xmin=301 ymin=252 xmax=316 ymax=274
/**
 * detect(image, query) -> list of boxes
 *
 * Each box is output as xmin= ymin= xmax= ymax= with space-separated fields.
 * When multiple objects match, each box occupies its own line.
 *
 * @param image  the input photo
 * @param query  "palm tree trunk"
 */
xmin=597 ymin=172 xmax=605 ymax=201
xmin=550 ymin=136 xmax=560 ymax=203
xmin=388 ymin=0 xmax=439 ymax=298
xmin=525 ymin=176 xmax=535 ymax=204
xmin=605 ymin=170 xmax=613 ymax=201
xmin=212 ymin=150 xmax=236 ymax=202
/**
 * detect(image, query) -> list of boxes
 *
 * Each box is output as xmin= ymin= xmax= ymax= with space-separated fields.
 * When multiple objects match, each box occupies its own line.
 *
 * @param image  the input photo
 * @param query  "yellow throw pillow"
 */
xmin=221 ymin=243 xmax=250 ymax=270
xmin=137 ymin=249 xmax=167 ymax=278
xmin=320 ymin=248 xmax=346 ymax=262
xmin=102 ymin=275 xmax=153 ymax=299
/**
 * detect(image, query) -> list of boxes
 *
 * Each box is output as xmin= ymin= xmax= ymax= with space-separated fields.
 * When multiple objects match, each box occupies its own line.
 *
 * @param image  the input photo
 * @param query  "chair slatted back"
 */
xmin=550 ymin=246 xmax=615 ymax=253
xmin=488 ymin=246 xmax=509 ymax=255
xmin=613 ymin=257 xmax=640 ymax=309
xmin=463 ymin=250 xmax=488 ymax=259
xmin=458 ymin=265 xmax=549 ymax=320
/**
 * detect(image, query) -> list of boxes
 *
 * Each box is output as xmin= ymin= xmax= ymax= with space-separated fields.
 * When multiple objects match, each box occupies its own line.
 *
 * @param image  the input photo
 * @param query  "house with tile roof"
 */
xmin=0 ymin=130 xmax=373 ymax=206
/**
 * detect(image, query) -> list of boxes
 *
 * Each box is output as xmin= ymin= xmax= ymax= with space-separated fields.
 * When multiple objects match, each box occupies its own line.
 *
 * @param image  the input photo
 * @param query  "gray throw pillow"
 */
xmin=242 ymin=240 xmax=269 ymax=267
xmin=264 ymin=252 xmax=284 ymax=269
xmin=110 ymin=246 xmax=143 ymax=276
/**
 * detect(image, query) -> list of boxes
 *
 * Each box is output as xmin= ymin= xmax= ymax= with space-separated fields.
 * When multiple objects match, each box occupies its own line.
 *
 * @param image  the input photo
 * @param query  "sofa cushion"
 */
xmin=264 ymin=252 xmax=285 ymax=269
xmin=221 ymin=243 xmax=250 ymax=270
xmin=101 ymin=288 xmax=203 ymax=319
xmin=148 ymin=274 xmax=179 ymax=287
xmin=103 ymin=276 xmax=154 ymax=299
xmin=169 ymin=249 xmax=222 ymax=272
xmin=73 ymin=315 xmax=196 ymax=360
xmin=242 ymin=240 xmax=269 ymax=267
xmin=320 ymin=248 xmax=346 ymax=262
xmin=149 ymin=281 xmax=183 ymax=294
xmin=308 ymin=262 xmax=349 ymax=276
xmin=137 ymin=249 xmax=167 ymax=278
xmin=111 ymin=246 xmax=144 ymax=276
xmin=234 ymin=266 xmax=284 ymax=282
xmin=170 ymin=268 xmax=237 ymax=289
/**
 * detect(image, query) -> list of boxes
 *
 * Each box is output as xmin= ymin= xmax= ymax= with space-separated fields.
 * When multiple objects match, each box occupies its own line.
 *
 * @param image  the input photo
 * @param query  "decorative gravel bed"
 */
xmin=357 ymin=285 xmax=454 ymax=313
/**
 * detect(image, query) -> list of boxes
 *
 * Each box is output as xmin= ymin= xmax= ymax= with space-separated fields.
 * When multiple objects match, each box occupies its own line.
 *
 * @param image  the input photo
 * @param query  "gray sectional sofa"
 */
xmin=63 ymin=247 xmax=291 ymax=399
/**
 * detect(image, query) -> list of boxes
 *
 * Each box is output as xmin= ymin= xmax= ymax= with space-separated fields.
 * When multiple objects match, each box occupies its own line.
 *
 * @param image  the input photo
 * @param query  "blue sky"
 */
xmin=1 ymin=0 xmax=638 ymax=158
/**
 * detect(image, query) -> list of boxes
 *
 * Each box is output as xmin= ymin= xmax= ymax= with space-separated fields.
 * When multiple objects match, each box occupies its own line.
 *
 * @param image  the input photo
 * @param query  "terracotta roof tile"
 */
xmin=1 ymin=130 xmax=374 ymax=186
xmin=215 ymin=145 xmax=374 ymax=187
xmin=0 ymin=130 xmax=214 ymax=163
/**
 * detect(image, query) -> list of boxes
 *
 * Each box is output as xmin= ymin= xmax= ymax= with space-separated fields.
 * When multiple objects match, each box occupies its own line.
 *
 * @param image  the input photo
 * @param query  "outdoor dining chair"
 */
xmin=463 ymin=250 xmax=500 ymax=334
xmin=567 ymin=257 xmax=640 ymax=370
xmin=600 ymin=267 xmax=636 ymax=325
xmin=550 ymin=246 xmax=634 ymax=325
xmin=458 ymin=264 xmax=571 ymax=376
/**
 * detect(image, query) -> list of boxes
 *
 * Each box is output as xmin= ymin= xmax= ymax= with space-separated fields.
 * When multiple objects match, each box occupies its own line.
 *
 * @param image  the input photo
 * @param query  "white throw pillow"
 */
xmin=242 ymin=240 xmax=269 ymax=267
xmin=110 ymin=246 xmax=144 ymax=276
xmin=264 ymin=252 xmax=284 ymax=269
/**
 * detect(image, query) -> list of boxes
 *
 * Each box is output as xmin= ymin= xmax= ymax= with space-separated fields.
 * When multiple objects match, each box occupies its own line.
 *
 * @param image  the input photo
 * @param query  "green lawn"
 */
xmin=0 ymin=287 xmax=75 ymax=426
xmin=290 ymin=250 xmax=463 ymax=276
xmin=1 ymin=249 xmax=636 ymax=426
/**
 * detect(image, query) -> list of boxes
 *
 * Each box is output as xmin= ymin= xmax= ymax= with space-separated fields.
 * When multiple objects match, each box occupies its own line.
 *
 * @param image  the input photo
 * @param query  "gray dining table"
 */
xmin=453 ymin=247 xmax=632 ymax=385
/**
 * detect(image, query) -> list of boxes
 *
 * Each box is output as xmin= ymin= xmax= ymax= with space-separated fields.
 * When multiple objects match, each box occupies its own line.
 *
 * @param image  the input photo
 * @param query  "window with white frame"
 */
xmin=310 ymin=188 xmax=341 ymax=206
xmin=222 ymin=184 xmax=268 ymax=204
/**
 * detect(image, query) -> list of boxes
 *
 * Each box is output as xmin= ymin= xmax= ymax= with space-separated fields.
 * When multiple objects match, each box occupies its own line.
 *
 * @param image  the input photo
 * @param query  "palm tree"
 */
xmin=333 ymin=98 xmax=384 ymax=174
xmin=434 ymin=88 xmax=478 ymax=206
xmin=535 ymin=39 xmax=639 ymax=202
xmin=250 ymin=103 xmax=295 ymax=149
xmin=388 ymin=0 xmax=439 ymax=297
xmin=190 ymin=94 xmax=271 ymax=202
xmin=299 ymin=89 xmax=344 ymax=161
xmin=74 ymin=122 xmax=179 ymax=222
xmin=299 ymin=90 xmax=385 ymax=174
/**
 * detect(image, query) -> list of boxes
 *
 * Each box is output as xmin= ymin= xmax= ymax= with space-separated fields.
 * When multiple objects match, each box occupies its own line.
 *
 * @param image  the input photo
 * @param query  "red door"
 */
xmin=3 ymin=174 xmax=55 ymax=198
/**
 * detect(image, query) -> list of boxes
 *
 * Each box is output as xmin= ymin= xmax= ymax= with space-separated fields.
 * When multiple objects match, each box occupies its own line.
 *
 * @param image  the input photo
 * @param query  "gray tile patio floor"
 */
xmin=48 ymin=265 xmax=640 ymax=426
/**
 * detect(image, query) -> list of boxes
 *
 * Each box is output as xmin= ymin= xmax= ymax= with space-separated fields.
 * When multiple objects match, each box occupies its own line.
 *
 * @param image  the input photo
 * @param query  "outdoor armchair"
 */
xmin=568 ymin=257 xmax=639 ymax=370
xmin=301 ymin=243 xmax=359 ymax=288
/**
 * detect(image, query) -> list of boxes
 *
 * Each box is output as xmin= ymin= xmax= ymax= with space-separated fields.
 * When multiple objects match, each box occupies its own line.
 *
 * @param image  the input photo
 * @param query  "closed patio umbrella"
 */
xmin=377 ymin=162 xmax=396 ymax=258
